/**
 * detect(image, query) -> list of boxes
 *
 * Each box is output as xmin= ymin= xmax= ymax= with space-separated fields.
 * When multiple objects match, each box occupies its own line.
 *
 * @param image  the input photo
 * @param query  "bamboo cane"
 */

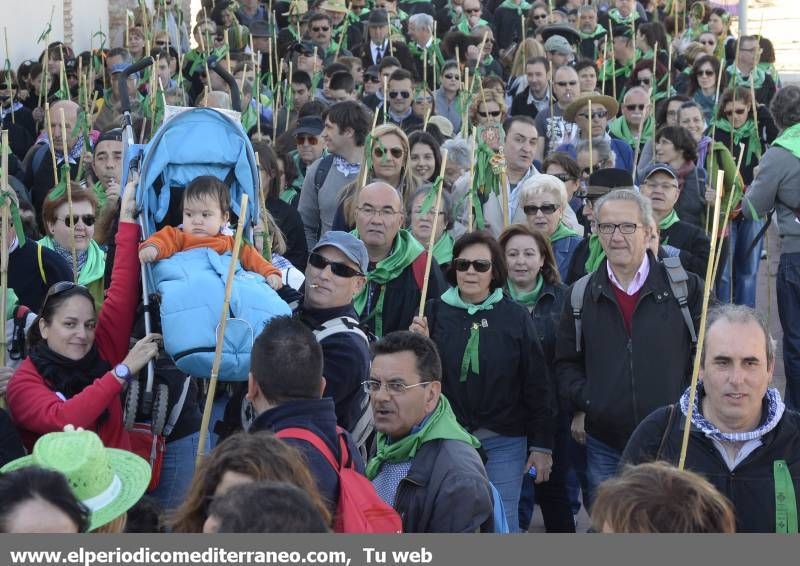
xmin=631 ymin=15 xmax=637 ymax=70
xmin=462 ymin=67 xmax=470 ymax=137
xmin=666 ymin=42 xmax=673 ymax=95
xmin=256 ymin=51 xmax=262 ymax=138
xmin=423 ymin=107 xmax=432 ymax=131
xmin=4 ymin=29 xmax=13 ymax=125
xmin=44 ymin=103 xmax=58 ymax=186
xmin=423 ymin=47 xmax=428 ymax=88
xmin=382 ymin=75 xmax=388 ymax=124
xmin=196 ymin=193 xmax=249 ymax=463
xmin=710 ymin=144 xmax=746 ymax=289
xmin=601 ymin=39 xmax=608 ymax=94
xmin=255 ymin=154 xmax=271 ymax=259
xmin=417 ymin=150 xmax=448 ymax=318
xmin=588 ymin=99 xmax=593 ymax=174
xmin=632 ymin=102 xmax=649 ymax=175
xmin=467 ymin=133 xmax=476 ymax=232
xmin=609 ymin=25 xmax=616 ymax=101
xmin=59 ymin=109 xmax=78 ymax=283
xmin=678 ymin=174 xmax=723 ymax=471
xmin=499 ymin=148 xmax=509 ymax=228
xmin=750 ymin=73 xmax=759 ymax=136
xmin=0 ymin=130 xmax=9 ymax=368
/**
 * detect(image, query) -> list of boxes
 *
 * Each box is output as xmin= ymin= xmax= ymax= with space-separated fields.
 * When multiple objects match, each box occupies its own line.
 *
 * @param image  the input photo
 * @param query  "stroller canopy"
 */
xmin=137 ymin=108 xmax=260 ymax=238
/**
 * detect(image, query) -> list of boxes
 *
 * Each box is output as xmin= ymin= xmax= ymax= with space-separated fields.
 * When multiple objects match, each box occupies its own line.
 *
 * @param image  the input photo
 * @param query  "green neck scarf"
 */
xmin=440 ymin=287 xmax=503 ymax=382
xmin=609 ymin=8 xmax=639 ymax=25
xmin=726 ymin=63 xmax=766 ymax=91
xmin=713 ymin=117 xmax=762 ymax=167
xmin=579 ymin=24 xmax=607 ymax=40
xmin=5 ymin=288 xmax=18 ymax=321
xmin=279 ymin=188 xmax=298 ymax=204
xmin=584 ymin=234 xmax=606 ymax=274
xmin=39 ymin=236 xmax=106 ymax=285
xmin=507 ymin=275 xmax=543 ymax=308
xmin=609 ymin=115 xmax=653 ymax=150
xmin=353 ymin=229 xmax=424 ymax=337
xmin=499 ymin=0 xmax=531 ymax=14
xmin=366 ymin=395 xmax=480 ymax=479
xmin=457 ymin=18 xmax=489 ymax=34
xmin=550 ymin=221 xmax=579 ymax=243
xmin=600 ymin=57 xmax=633 ymax=81
xmin=431 ymin=231 xmax=454 ymax=266
xmin=773 ymin=123 xmax=800 ymax=160
xmin=659 ymin=209 xmax=680 ymax=230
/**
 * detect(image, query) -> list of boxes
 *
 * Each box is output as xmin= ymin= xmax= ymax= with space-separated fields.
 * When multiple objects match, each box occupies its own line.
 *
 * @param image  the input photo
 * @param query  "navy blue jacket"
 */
xmin=250 ymin=398 xmax=365 ymax=513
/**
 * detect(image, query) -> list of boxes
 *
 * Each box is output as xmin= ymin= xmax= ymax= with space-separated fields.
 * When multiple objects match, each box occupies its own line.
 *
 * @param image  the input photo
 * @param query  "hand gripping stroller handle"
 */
xmin=119 ymin=56 xmax=154 ymax=116
xmin=208 ymin=59 xmax=242 ymax=112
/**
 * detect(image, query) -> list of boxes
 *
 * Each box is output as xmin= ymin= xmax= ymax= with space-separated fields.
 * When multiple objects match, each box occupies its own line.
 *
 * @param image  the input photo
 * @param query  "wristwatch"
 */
xmin=113 ymin=364 xmax=132 ymax=383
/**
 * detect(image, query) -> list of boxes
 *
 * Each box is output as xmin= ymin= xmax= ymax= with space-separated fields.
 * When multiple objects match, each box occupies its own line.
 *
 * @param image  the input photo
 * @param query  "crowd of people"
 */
xmin=0 ymin=0 xmax=798 ymax=535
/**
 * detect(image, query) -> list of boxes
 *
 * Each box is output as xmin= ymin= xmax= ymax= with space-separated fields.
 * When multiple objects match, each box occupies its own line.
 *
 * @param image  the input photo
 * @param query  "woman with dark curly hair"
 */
xmin=688 ymin=55 xmax=726 ymax=123
xmin=653 ymin=125 xmax=706 ymax=228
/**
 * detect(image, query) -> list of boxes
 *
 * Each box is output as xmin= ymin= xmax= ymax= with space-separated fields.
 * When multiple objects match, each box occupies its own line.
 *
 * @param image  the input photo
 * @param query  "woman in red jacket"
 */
xmin=6 ymin=179 xmax=160 ymax=451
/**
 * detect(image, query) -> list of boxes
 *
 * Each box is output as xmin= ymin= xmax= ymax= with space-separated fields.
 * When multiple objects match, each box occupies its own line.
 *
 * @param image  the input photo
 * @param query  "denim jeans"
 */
xmin=517 ymin=414 xmax=576 ymax=532
xmin=585 ymin=434 xmax=622 ymax=505
xmin=778 ymin=253 xmax=800 ymax=410
xmin=481 ymin=435 xmax=527 ymax=533
xmin=150 ymin=431 xmax=207 ymax=511
xmin=716 ymin=217 xmax=765 ymax=307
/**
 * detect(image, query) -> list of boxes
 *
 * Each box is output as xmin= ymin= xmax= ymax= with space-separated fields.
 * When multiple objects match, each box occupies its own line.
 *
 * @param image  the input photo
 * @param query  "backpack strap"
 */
xmin=411 ymin=251 xmax=428 ymax=290
xmin=313 ymin=316 xmax=369 ymax=344
xmin=655 ymin=404 xmax=677 ymax=462
xmin=661 ymin=256 xmax=697 ymax=344
xmin=37 ymin=243 xmax=47 ymax=285
xmin=314 ymin=154 xmax=335 ymax=193
xmin=570 ymin=273 xmax=592 ymax=353
xmin=276 ymin=427 xmax=341 ymax=471
xmin=774 ymin=459 xmax=798 ymax=533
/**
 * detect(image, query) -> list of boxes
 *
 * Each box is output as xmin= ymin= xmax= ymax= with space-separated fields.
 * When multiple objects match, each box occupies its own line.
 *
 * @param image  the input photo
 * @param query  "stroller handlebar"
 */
xmin=119 ymin=56 xmax=154 ymax=115
xmin=208 ymin=59 xmax=242 ymax=113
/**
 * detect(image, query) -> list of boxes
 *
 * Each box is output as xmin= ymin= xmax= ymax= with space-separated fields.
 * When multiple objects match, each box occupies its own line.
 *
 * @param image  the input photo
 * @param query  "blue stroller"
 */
xmin=118 ymin=58 xmax=290 ymax=434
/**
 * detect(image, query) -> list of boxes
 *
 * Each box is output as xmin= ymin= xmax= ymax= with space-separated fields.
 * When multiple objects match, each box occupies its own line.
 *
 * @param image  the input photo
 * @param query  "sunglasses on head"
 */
xmin=478 ymin=110 xmax=502 ymax=118
xmin=725 ymin=108 xmax=748 ymax=116
xmin=697 ymin=69 xmax=715 ymax=76
xmin=374 ymin=146 xmax=404 ymax=159
xmin=625 ymin=103 xmax=646 ymax=111
xmin=295 ymin=134 xmax=319 ymax=145
xmin=42 ymin=281 xmax=92 ymax=308
xmin=312 ymin=26 xmax=330 ymax=32
xmin=388 ymin=90 xmax=411 ymax=99
xmin=551 ymin=173 xmax=574 ymax=183
xmin=308 ymin=252 xmax=363 ymax=278
xmin=523 ymin=204 xmax=559 ymax=216
xmin=59 ymin=214 xmax=96 ymax=227
xmin=453 ymin=258 xmax=492 ymax=272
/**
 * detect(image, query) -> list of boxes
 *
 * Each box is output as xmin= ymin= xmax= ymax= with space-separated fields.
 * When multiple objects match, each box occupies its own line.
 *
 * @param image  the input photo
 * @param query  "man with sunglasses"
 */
xmin=292 ymin=116 xmax=325 ymax=188
xmin=455 ymin=0 xmax=490 ymax=34
xmin=307 ymin=13 xmax=349 ymax=61
xmin=377 ymin=69 xmax=423 ymax=132
xmin=609 ymin=87 xmax=652 ymax=153
xmin=556 ymin=189 xmax=703 ymax=506
xmin=725 ymin=35 xmax=776 ymax=107
xmin=366 ymin=331 xmax=494 ymax=533
xmin=354 ymin=182 xmax=446 ymax=337
xmin=432 ymin=61 xmax=463 ymax=135
xmin=534 ymin=65 xmax=580 ymax=161
xmin=293 ymin=231 xmax=373 ymax=446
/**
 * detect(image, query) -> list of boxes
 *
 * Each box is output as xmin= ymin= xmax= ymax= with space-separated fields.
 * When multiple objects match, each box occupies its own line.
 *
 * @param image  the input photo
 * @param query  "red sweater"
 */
xmin=612 ymin=285 xmax=641 ymax=336
xmin=7 ymin=222 xmax=142 ymax=451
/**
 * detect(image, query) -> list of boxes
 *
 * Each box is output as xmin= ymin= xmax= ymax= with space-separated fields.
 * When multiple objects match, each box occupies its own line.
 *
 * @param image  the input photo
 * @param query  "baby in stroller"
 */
xmin=138 ymin=175 xmax=283 ymax=291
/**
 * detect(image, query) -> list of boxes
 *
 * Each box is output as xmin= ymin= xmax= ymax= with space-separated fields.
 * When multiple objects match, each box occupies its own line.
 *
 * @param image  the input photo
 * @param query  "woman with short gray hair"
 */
xmin=408 ymin=185 xmax=454 ymax=272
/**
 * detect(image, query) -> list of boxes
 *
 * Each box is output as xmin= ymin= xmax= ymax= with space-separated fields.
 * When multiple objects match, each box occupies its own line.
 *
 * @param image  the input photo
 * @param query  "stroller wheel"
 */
xmin=123 ymin=380 xmax=140 ymax=431
xmin=151 ymin=383 xmax=170 ymax=436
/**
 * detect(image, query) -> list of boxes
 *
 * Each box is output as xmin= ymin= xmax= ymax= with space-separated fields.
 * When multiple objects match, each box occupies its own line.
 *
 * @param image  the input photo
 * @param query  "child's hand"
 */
xmin=266 ymin=274 xmax=284 ymax=290
xmin=139 ymin=245 xmax=158 ymax=263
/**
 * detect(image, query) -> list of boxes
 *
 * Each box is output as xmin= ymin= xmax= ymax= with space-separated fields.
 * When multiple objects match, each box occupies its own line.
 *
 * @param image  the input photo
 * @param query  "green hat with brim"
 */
xmin=1 ymin=429 xmax=151 ymax=531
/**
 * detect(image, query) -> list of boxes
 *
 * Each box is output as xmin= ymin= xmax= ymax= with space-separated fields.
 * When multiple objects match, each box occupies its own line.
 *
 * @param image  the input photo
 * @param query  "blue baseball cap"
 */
xmin=312 ymin=231 xmax=369 ymax=274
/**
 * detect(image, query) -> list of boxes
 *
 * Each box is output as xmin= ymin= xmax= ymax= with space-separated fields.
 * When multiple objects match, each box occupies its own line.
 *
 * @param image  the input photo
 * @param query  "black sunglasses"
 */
xmin=59 ymin=214 xmax=96 ymax=227
xmin=523 ymin=204 xmax=559 ymax=216
xmin=374 ymin=146 xmax=404 ymax=159
xmin=696 ymin=69 xmax=715 ymax=76
xmin=625 ymin=104 xmax=646 ymax=111
xmin=453 ymin=258 xmax=492 ymax=272
xmin=308 ymin=252 xmax=363 ymax=278
xmin=366 ymin=75 xmax=381 ymax=83
xmin=312 ymin=26 xmax=330 ymax=32
xmin=725 ymin=108 xmax=748 ymax=116
xmin=388 ymin=90 xmax=411 ymax=99
xmin=551 ymin=173 xmax=574 ymax=183
xmin=42 ymin=281 xmax=92 ymax=309
xmin=478 ymin=110 xmax=502 ymax=118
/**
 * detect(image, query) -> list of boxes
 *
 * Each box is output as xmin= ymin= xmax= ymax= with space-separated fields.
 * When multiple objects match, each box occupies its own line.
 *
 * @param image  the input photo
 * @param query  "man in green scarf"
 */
xmin=609 ymin=87 xmax=653 ymax=152
xmin=726 ymin=35 xmax=777 ymax=107
xmin=367 ymin=331 xmax=494 ymax=532
xmin=599 ymin=26 xmax=635 ymax=102
xmin=354 ymin=182 xmax=446 ymax=338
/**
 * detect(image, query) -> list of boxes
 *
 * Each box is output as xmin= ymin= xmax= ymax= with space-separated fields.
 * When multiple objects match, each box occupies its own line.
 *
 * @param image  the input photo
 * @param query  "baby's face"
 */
xmin=183 ymin=194 xmax=228 ymax=237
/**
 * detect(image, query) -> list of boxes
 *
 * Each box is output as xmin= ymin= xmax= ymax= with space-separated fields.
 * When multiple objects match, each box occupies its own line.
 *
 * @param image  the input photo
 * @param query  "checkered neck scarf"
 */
xmin=679 ymin=383 xmax=784 ymax=443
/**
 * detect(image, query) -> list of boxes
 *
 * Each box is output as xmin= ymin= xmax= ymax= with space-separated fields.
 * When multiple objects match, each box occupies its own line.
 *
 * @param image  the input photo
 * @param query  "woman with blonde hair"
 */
xmin=469 ymin=88 xmax=508 ymax=129
xmin=172 ymin=431 xmax=331 ymax=533
xmin=514 ymin=174 xmax=582 ymax=280
xmin=333 ymin=123 xmax=422 ymax=232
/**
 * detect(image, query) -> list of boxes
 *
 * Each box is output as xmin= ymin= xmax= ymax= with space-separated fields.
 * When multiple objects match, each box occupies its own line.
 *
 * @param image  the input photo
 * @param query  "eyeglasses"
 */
xmin=308 ymin=252 xmax=364 ymax=278
xmin=696 ymin=69 xmax=715 ymax=77
xmin=295 ymin=135 xmax=319 ymax=145
xmin=625 ymin=104 xmax=646 ymax=111
xmin=478 ymin=110 xmax=502 ymax=118
xmin=700 ymin=40 xmax=716 ymax=45
xmin=453 ymin=258 xmax=492 ymax=272
xmin=597 ymin=222 xmax=639 ymax=235
xmin=523 ymin=204 xmax=559 ymax=216
xmin=551 ymin=173 xmax=575 ymax=183
xmin=2 ymin=83 xmax=17 ymax=90
xmin=643 ymin=181 xmax=679 ymax=191
xmin=465 ymin=8 xmax=481 ymax=13
xmin=413 ymin=207 xmax=445 ymax=217
xmin=362 ymin=379 xmax=432 ymax=395
xmin=366 ymin=75 xmax=381 ymax=83
xmin=724 ymin=108 xmax=748 ymax=117
xmin=555 ymin=80 xmax=578 ymax=88
xmin=443 ymin=73 xmax=461 ymax=81
xmin=578 ymin=110 xmax=608 ymax=120
xmin=533 ymin=13 xmax=548 ymax=20
xmin=413 ymin=96 xmax=433 ymax=104
xmin=357 ymin=205 xmax=400 ymax=218
xmin=388 ymin=90 xmax=411 ymax=99
xmin=637 ymin=77 xmax=652 ymax=85
xmin=374 ymin=145 xmax=404 ymax=159
xmin=311 ymin=26 xmax=330 ymax=32
xmin=59 ymin=214 xmax=96 ymax=227
xmin=155 ymin=40 xmax=168 ymax=46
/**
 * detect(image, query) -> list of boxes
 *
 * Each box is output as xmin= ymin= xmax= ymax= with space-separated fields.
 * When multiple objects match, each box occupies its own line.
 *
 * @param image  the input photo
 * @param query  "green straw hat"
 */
xmin=1 ymin=428 xmax=151 ymax=531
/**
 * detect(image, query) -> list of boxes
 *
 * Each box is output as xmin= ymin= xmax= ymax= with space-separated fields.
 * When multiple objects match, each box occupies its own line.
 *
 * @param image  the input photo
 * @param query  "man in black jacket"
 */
xmin=555 ymin=188 xmax=703 ymax=505
xmin=623 ymin=304 xmax=800 ymax=533
xmin=297 ymin=231 xmax=372 ymax=443
xmin=355 ymin=182 xmax=446 ymax=338
xmin=638 ymin=163 xmax=711 ymax=277
xmin=246 ymin=316 xmax=365 ymax=514
xmin=366 ymin=331 xmax=494 ymax=532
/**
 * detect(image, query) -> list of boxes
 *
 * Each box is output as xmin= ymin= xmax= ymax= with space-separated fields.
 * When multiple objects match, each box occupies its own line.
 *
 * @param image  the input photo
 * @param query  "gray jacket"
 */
xmin=298 ymin=155 xmax=360 ymax=249
xmin=742 ymin=146 xmax=800 ymax=254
